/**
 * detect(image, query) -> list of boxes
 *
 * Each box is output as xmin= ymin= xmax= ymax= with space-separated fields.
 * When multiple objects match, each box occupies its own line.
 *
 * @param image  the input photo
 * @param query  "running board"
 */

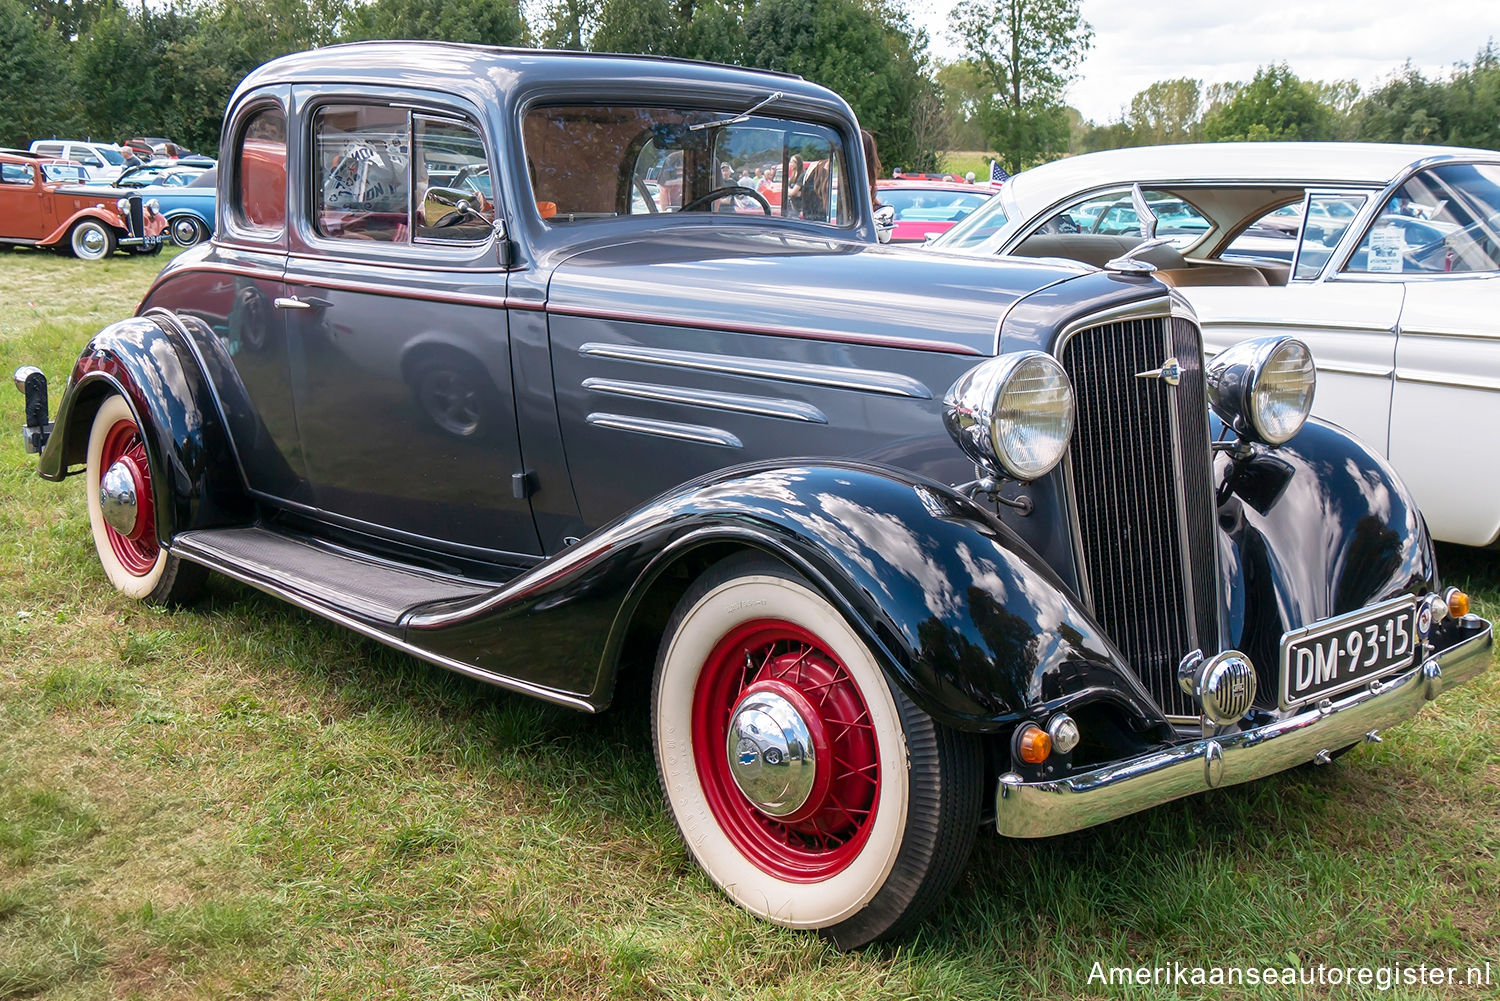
xmin=172 ymin=526 xmax=493 ymax=629
xmin=170 ymin=526 xmax=597 ymax=711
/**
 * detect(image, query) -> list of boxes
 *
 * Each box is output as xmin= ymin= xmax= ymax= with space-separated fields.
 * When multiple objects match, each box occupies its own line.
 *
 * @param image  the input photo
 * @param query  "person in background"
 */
xmin=860 ymin=129 xmax=882 ymax=208
xmin=965 ymin=171 xmax=975 ymax=183
xmin=784 ymin=154 xmax=805 ymax=217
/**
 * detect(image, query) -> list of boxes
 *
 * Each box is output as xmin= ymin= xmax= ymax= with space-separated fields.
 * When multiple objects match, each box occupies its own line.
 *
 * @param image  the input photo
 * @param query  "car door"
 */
xmin=0 ymin=161 xmax=45 ymax=239
xmin=282 ymin=91 xmax=538 ymax=558
xmin=1190 ymin=190 xmax=1404 ymax=454
xmin=1372 ymin=162 xmax=1500 ymax=547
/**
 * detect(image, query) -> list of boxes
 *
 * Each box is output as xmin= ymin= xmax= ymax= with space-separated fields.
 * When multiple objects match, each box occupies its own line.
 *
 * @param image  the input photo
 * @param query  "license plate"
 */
xmin=1279 ymin=596 xmax=1417 ymax=709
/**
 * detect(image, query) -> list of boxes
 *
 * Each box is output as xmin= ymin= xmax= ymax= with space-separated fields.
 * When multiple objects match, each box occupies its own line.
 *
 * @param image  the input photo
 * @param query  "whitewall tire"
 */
xmin=85 ymin=394 xmax=204 ymax=603
xmin=652 ymin=553 xmax=981 ymax=948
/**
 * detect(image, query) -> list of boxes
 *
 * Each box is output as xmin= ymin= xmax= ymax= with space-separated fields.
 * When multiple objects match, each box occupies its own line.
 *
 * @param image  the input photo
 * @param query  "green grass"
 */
xmin=1 ymin=249 xmax=1497 ymax=999
xmin=939 ymin=151 xmax=999 ymax=180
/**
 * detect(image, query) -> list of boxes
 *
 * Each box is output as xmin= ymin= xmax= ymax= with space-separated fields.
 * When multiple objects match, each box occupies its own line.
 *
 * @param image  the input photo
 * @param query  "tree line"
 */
xmin=3 ymin=0 xmax=1498 ymax=173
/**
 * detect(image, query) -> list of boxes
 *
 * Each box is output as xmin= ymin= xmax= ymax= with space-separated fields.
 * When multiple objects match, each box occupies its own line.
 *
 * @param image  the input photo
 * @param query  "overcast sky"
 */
xmin=913 ymin=0 xmax=1500 ymax=124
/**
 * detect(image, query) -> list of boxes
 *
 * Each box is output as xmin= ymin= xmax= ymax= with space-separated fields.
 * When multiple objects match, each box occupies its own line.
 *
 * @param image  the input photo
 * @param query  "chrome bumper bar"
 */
xmin=995 ymin=617 xmax=1492 ymax=838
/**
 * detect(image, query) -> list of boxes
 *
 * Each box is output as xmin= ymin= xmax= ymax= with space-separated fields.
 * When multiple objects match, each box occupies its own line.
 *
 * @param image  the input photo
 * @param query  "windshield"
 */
xmin=880 ymin=187 xmax=993 ymax=223
xmin=41 ymin=163 xmax=85 ymax=183
xmin=522 ymin=104 xmax=853 ymax=228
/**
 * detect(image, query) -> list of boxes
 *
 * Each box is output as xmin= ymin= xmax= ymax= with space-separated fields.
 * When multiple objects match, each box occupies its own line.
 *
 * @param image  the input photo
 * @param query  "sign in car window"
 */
xmin=1346 ymin=164 xmax=1500 ymax=274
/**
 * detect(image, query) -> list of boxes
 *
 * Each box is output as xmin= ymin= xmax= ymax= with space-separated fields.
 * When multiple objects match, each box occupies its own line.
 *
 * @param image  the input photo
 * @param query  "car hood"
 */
xmin=546 ymin=231 xmax=1090 ymax=356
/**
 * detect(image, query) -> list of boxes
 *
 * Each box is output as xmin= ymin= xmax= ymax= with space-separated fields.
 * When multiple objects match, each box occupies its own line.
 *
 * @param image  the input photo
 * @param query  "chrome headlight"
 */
xmin=145 ymin=198 xmax=161 ymax=214
xmin=115 ymin=197 xmax=130 ymax=215
xmin=943 ymin=351 xmax=1075 ymax=480
xmin=1205 ymin=336 xmax=1316 ymax=446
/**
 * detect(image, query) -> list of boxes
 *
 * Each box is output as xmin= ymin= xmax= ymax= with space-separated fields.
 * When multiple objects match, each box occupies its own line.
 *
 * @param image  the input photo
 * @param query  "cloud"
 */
xmin=914 ymin=0 xmax=1500 ymax=123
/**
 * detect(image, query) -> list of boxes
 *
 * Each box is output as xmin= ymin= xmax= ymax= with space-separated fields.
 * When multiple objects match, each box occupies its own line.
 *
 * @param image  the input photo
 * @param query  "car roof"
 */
xmin=232 ymin=41 xmax=842 ymax=121
xmin=1006 ymin=142 xmax=1500 ymax=208
xmin=1 ymin=147 xmax=48 ymax=160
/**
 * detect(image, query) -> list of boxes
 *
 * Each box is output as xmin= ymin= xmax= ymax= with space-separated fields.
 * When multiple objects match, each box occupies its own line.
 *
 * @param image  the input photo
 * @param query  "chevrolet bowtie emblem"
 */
xmin=1136 ymin=357 xmax=1183 ymax=385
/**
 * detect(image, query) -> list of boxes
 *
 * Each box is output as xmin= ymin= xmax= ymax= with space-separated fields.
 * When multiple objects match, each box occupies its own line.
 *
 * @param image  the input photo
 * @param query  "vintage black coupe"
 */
xmin=14 ymin=44 xmax=1492 ymax=948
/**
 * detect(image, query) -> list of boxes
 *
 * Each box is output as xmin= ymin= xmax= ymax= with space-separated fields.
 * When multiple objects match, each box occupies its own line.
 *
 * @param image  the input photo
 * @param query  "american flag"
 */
xmin=989 ymin=160 xmax=1009 ymax=183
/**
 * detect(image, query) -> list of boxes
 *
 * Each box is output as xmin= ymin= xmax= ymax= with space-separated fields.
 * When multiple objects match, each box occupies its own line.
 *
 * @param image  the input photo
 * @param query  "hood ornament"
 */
xmin=1104 ymin=183 xmax=1171 ymax=273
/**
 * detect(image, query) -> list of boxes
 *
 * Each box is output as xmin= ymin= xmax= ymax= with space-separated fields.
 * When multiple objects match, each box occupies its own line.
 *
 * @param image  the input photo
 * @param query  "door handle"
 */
xmin=273 ymin=296 xmax=332 ymax=310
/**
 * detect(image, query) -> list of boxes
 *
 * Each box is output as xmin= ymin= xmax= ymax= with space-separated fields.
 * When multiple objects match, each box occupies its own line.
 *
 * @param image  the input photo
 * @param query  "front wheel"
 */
xmin=169 ymin=216 xmax=207 ymax=247
xmin=69 ymin=219 xmax=117 ymax=260
xmin=85 ymin=395 xmax=205 ymax=603
xmin=652 ymin=554 xmax=982 ymax=948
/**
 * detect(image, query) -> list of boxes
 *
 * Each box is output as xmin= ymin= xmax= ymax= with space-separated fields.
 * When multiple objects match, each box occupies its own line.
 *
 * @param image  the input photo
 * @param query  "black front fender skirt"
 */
xmin=405 ymin=460 xmax=1170 ymax=735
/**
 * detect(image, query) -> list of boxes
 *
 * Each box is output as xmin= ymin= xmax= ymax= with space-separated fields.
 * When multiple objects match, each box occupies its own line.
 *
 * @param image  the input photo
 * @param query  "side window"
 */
xmin=314 ymin=105 xmax=409 ymax=242
xmin=235 ymin=105 xmax=287 ymax=234
xmin=413 ymin=116 xmax=492 ymax=243
xmin=1345 ymin=164 xmax=1500 ymax=274
xmin=1292 ymin=194 xmax=1366 ymax=280
xmin=33 ymin=143 xmax=62 ymax=158
xmin=1 ymin=163 xmax=35 ymax=185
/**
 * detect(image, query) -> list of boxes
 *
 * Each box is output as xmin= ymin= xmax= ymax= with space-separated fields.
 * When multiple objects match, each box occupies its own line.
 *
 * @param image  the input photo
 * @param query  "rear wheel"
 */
xmin=69 ymin=219 xmax=116 ymax=260
xmin=652 ymin=554 xmax=982 ymax=948
xmin=85 ymin=395 xmax=205 ymax=603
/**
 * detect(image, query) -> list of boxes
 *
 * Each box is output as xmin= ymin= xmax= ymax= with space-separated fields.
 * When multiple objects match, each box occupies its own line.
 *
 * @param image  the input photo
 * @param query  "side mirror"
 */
xmin=874 ymin=204 xmax=896 ymax=244
xmin=420 ymin=185 xmax=484 ymax=228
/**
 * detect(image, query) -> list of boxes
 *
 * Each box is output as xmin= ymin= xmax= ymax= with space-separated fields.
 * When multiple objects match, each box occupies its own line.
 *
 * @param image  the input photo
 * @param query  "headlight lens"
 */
xmin=1206 ymin=335 xmax=1316 ymax=446
xmin=145 ymin=198 xmax=161 ymax=215
xmin=115 ymin=197 xmax=130 ymax=215
xmin=944 ymin=351 xmax=1075 ymax=480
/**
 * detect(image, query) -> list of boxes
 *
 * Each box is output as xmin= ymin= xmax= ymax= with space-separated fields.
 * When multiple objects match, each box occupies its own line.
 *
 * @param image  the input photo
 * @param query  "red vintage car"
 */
xmin=0 ymin=148 xmax=167 ymax=259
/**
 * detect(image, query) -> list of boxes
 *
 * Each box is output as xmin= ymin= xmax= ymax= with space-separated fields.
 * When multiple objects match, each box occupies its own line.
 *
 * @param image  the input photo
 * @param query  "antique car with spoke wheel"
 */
xmin=14 ymin=44 xmax=1492 ymax=949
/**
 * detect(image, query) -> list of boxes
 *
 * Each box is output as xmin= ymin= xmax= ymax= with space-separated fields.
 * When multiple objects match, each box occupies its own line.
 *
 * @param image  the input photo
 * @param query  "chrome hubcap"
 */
xmin=100 ymin=459 xmax=140 ymax=536
xmin=81 ymin=228 xmax=106 ymax=254
xmin=725 ymin=689 xmax=817 ymax=817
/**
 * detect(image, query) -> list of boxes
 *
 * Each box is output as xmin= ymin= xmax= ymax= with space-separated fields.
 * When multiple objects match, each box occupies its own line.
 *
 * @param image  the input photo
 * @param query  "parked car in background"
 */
xmin=875 ymin=178 xmax=996 ymax=243
xmin=0 ymin=148 xmax=167 ymax=259
xmin=13 ymin=47 xmax=1490 ymax=949
xmin=28 ymin=139 xmax=127 ymax=183
xmin=122 ymin=136 xmax=175 ymax=159
xmin=930 ymin=142 xmax=1500 ymax=547
xmin=96 ymin=163 xmax=211 ymax=189
xmin=132 ymin=166 xmax=217 ymax=246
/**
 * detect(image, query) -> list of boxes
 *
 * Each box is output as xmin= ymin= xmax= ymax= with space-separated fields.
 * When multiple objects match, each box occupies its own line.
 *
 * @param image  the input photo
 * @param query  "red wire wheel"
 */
xmin=96 ymin=416 xmax=159 ymax=576
xmin=692 ymin=619 xmax=881 ymax=882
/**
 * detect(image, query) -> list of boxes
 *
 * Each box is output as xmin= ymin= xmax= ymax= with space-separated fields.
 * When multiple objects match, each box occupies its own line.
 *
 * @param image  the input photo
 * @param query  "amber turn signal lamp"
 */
xmin=1447 ymin=588 xmax=1470 ymax=618
xmin=1017 ymin=724 xmax=1052 ymax=764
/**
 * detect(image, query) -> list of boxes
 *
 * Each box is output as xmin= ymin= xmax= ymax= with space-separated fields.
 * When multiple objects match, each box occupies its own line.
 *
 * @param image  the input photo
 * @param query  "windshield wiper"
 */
xmin=688 ymin=91 xmax=784 ymax=131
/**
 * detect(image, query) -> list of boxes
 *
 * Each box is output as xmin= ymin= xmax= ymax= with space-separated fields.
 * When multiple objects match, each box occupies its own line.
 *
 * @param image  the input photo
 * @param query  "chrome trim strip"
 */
xmin=1395 ymin=370 xmax=1500 ymax=393
xmin=1203 ymin=348 xmax=1394 ymax=380
xmin=1201 ymin=317 xmax=1397 ymax=333
xmin=585 ymin=412 xmax=743 ymax=447
xmin=577 ymin=342 xmax=933 ymax=399
xmin=995 ymin=618 xmax=1491 ymax=838
xmin=1399 ymin=326 xmax=1500 ymax=340
xmin=581 ymin=377 xmax=828 ymax=423
xmin=168 ymin=537 xmax=597 ymax=713
xmin=556 ymin=304 xmax=982 ymax=356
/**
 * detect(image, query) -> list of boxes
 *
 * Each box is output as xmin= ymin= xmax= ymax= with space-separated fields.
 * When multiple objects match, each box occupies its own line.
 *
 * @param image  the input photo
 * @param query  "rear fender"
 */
xmin=37 ymin=313 xmax=252 ymax=540
xmin=405 ymin=461 xmax=1170 ymax=735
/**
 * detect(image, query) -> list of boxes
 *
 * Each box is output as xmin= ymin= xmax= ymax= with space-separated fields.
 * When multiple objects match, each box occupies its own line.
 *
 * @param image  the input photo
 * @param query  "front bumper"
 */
xmin=995 ymin=615 xmax=1492 ymax=838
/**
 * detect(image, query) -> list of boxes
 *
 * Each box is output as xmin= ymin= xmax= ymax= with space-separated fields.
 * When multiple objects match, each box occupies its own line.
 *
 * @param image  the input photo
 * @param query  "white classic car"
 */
xmin=931 ymin=143 xmax=1500 ymax=547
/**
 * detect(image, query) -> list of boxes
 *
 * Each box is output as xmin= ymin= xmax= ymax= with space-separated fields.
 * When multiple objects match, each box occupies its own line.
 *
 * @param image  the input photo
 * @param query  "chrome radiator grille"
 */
xmin=1059 ymin=314 xmax=1219 ymax=719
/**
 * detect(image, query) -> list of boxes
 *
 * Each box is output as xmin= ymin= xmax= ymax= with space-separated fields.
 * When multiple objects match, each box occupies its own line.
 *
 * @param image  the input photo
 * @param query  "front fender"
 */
xmin=405 ymin=461 xmax=1169 ymax=735
xmin=1217 ymin=414 xmax=1438 ymax=682
xmin=41 ymin=207 xmax=127 ymax=247
xmin=37 ymin=314 xmax=252 ymax=540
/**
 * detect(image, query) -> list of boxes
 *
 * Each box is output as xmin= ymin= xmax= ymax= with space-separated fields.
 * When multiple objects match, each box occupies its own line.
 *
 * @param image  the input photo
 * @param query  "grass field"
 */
xmin=0 ymin=248 xmax=1496 ymax=999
